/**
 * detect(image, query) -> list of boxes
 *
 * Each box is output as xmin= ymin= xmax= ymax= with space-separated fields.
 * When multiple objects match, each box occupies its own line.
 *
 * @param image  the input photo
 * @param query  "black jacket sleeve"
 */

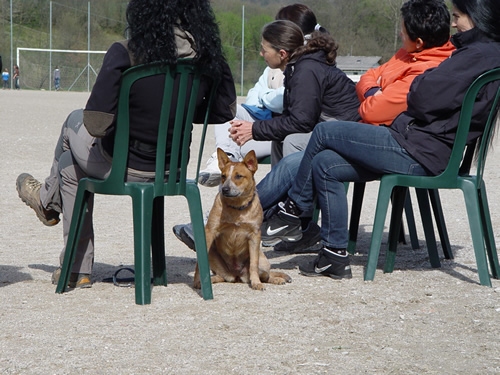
xmin=251 ymin=62 xmax=324 ymax=142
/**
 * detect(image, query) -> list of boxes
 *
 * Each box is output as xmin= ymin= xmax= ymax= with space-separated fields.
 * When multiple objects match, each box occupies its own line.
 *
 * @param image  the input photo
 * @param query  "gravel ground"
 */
xmin=0 ymin=89 xmax=499 ymax=374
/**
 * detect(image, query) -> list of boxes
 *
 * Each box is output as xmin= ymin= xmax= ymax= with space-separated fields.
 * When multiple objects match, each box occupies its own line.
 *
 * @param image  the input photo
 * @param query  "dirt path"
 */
xmin=0 ymin=90 xmax=499 ymax=374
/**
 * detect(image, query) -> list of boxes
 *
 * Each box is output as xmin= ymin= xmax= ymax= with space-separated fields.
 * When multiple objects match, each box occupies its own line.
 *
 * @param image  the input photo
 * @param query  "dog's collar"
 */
xmin=227 ymin=193 xmax=256 ymax=211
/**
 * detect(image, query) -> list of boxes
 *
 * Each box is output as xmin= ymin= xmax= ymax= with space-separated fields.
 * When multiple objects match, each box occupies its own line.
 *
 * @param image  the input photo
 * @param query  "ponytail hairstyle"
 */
xmin=262 ymin=20 xmax=338 ymax=65
xmin=275 ymin=3 xmax=329 ymax=36
xmin=292 ymin=31 xmax=338 ymax=65
xmin=261 ymin=20 xmax=305 ymax=55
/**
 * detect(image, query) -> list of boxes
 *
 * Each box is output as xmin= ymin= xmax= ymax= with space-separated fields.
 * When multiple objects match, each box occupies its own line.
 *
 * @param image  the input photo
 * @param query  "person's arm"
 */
xmin=251 ymin=62 xmax=324 ymax=142
xmin=83 ymin=42 xmax=131 ymax=137
xmin=356 ymin=62 xmax=386 ymax=102
xmin=359 ymin=72 xmax=420 ymax=125
xmin=406 ymin=48 xmax=474 ymax=123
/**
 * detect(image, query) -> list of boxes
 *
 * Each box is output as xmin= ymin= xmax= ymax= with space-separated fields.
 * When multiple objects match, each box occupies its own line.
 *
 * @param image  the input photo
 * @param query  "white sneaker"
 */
xmin=198 ymin=152 xmax=221 ymax=187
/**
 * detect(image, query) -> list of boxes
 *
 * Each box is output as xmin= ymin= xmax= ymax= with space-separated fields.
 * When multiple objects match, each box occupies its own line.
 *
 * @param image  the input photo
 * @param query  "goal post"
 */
xmin=17 ymin=47 xmax=106 ymax=91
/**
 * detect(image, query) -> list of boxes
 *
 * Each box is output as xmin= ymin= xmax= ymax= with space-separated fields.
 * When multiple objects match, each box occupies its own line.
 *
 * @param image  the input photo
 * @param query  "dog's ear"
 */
xmin=243 ymin=150 xmax=258 ymax=174
xmin=217 ymin=148 xmax=231 ymax=171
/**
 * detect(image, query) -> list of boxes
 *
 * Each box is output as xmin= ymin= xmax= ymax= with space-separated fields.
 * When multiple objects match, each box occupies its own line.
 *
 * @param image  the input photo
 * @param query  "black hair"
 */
xmin=262 ymin=20 xmax=338 ymax=65
xmin=126 ymin=0 xmax=226 ymax=76
xmin=275 ymin=3 xmax=329 ymax=35
xmin=453 ymin=0 xmax=500 ymax=41
xmin=401 ymin=0 xmax=450 ymax=48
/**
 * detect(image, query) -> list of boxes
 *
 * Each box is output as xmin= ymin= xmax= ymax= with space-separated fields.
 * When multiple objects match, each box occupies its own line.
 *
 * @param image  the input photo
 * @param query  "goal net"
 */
xmin=17 ymin=48 xmax=106 ymax=91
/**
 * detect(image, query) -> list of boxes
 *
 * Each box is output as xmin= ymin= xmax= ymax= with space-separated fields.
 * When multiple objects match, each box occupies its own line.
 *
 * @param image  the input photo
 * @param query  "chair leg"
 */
xmin=461 ymin=181 xmax=491 ymax=287
xmin=185 ymin=183 xmax=213 ymax=300
xmin=428 ymin=189 xmax=453 ymax=259
xmin=56 ymin=188 xmax=91 ymax=294
xmin=365 ymin=183 xmax=394 ymax=281
xmin=384 ymin=187 xmax=407 ymax=273
xmin=478 ymin=184 xmax=500 ymax=279
xmin=403 ymin=193 xmax=420 ymax=250
xmin=152 ymin=197 xmax=167 ymax=286
xmin=347 ymin=182 xmax=365 ymax=254
xmin=415 ymin=188 xmax=441 ymax=268
xmin=131 ymin=189 xmax=154 ymax=305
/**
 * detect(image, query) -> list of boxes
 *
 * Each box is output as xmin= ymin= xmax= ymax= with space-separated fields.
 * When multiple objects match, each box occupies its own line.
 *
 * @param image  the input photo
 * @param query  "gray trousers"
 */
xmin=39 ymin=109 xmax=148 ymax=274
xmin=271 ymin=132 xmax=312 ymax=167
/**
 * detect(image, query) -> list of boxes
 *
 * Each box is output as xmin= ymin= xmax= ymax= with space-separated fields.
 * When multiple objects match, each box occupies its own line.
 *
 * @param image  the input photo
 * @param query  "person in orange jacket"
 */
xmin=356 ymin=0 xmax=455 ymax=126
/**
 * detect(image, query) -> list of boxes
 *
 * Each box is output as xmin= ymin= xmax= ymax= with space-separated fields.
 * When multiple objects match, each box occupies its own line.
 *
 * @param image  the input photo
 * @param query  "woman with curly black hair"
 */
xmin=229 ymin=20 xmax=360 ymax=165
xmin=16 ymin=0 xmax=236 ymax=288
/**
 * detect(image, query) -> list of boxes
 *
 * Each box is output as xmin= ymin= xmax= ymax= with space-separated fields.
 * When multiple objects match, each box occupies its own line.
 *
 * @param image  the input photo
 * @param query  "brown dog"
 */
xmin=193 ymin=148 xmax=291 ymax=290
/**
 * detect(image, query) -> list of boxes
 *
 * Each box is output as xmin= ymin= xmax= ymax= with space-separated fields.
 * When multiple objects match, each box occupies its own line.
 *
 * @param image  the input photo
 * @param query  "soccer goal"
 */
xmin=17 ymin=47 xmax=106 ymax=91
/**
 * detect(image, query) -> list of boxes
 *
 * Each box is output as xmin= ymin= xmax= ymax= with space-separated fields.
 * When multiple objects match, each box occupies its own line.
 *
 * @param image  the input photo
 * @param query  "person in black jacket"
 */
xmin=15 ymin=0 xmax=236 ymax=288
xmin=229 ymin=20 xmax=360 ymax=166
xmin=263 ymin=0 xmax=500 ymax=279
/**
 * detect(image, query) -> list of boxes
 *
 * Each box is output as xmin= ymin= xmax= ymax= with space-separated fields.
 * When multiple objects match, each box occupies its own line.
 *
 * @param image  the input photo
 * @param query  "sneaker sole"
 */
xmin=173 ymin=226 xmax=196 ymax=251
xmin=198 ymin=173 xmax=221 ymax=187
xmin=299 ymin=269 xmax=353 ymax=279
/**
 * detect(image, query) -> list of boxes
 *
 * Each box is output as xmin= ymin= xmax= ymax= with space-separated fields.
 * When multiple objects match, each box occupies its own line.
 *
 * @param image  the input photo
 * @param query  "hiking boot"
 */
xmin=51 ymin=268 xmax=92 ymax=288
xmin=16 ymin=173 xmax=60 ymax=226
xmin=299 ymin=248 xmax=352 ymax=279
xmin=261 ymin=202 xmax=302 ymax=246
xmin=274 ymin=221 xmax=322 ymax=253
xmin=173 ymin=223 xmax=195 ymax=251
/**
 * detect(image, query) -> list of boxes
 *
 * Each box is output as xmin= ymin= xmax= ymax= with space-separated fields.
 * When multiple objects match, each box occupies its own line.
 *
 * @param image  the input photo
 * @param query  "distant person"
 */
xmin=54 ymin=66 xmax=61 ymax=90
xmin=2 ymin=68 xmax=9 ymax=89
xmin=13 ymin=65 xmax=20 ymax=90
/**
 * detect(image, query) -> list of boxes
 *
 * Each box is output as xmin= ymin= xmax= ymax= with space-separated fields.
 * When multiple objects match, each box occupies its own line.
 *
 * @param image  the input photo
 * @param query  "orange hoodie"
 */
xmin=356 ymin=40 xmax=455 ymax=125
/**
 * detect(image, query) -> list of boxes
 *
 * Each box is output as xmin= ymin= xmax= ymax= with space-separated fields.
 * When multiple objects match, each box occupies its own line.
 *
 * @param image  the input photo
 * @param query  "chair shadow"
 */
xmin=30 ymin=256 xmax=199 ymax=289
xmin=264 ymin=227 xmax=489 ymax=286
xmin=0 ymin=265 xmax=33 ymax=286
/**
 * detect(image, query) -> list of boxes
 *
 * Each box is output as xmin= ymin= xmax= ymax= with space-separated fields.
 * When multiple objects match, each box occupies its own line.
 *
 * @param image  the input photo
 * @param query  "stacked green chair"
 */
xmin=364 ymin=68 xmax=500 ymax=286
xmin=56 ymin=60 xmax=218 ymax=304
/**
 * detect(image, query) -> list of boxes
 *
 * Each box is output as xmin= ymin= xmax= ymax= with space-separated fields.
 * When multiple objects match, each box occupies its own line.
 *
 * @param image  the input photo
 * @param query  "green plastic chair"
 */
xmin=365 ymin=68 xmax=500 ymax=286
xmin=56 ymin=60 xmax=218 ymax=304
xmin=347 ymin=183 xmax=453 ymax=262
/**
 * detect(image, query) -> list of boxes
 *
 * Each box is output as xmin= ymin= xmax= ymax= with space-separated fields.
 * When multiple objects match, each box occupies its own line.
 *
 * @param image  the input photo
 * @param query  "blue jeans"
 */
xmin=286 ymin=121 xmax=429 ymax=249
xmin=256 ymin=151 xmax=303 ymax=210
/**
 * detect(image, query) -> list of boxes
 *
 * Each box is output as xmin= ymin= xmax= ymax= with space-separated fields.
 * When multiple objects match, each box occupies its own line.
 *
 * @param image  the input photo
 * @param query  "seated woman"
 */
xmin=198 ymin=3 xmax=328 ymax=187
xmin=263 ymin=0 xmax=500 ymax=279
xmin=229 ymin=20 xmax=360 ymax=166
xmin=258 ymin=0 xmax=455 ymax=250
xmin=15 ymin=0 xmax=236 ymax=288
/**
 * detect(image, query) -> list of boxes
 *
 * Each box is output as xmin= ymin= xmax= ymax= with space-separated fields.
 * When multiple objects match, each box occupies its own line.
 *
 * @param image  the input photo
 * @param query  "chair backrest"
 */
xmin=106 ymin=59 xmax=218 ymax=197
xmin=441 ymin=68 xmax=500 ymax=181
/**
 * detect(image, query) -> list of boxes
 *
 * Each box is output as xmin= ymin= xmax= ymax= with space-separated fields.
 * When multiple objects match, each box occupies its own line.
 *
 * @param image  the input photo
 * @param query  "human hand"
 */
xmin=229 ymin=120 xmax=254 ymax=146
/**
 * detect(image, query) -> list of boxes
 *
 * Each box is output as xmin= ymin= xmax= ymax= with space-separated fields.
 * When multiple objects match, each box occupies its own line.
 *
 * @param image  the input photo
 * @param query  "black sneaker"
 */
xmin=261 ymin=202 xmax=302 ymax=246
xmin=299 ymin=248 xmax=352 ymax=279
xmin=274 ymin=221 xmax=322 ymax=253
xmin=173 ymin=223 xmax=195 ymax=251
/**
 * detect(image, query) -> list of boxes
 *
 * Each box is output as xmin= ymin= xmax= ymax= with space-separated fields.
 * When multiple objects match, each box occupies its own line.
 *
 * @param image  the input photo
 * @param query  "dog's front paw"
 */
xmin=193 ymin=279 xmax=201 ymax=289
xmin=251 ymin=282 xmax=265 ymax=291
